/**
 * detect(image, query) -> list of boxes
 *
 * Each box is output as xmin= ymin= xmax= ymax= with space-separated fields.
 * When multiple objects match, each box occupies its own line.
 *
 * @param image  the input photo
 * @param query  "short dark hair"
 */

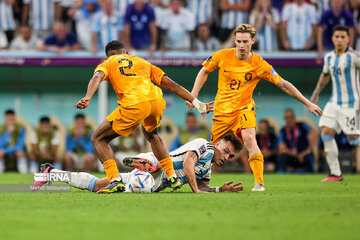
xmin=333 ymin=25 xmax=350 ymax=36
xmin=223 ymin=134 xmax=243 ymax=152
xmin=186 ymin=112 xmax=196 ymax=118
xmin=75 ymin=113 xmax=85 ymax=120
xmin=105 ymin=40 xmax=125 ymax=56
xmin=284 ymin=108 xmax=294 ymax=114
xmin=259 ymin=119 xmax=270 ymax=126
xmin=5 ymin=109 xmax=15 ymax=115
xmin=40 ymin=116 xmax=50 ymax=124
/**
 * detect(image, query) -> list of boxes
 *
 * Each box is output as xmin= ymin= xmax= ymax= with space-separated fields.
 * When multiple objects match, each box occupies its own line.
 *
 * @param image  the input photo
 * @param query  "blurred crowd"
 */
xmin=0 ymin=108 xmax=358 ymax=174
xmin=0 ymin=0 xmax=359 ymax=54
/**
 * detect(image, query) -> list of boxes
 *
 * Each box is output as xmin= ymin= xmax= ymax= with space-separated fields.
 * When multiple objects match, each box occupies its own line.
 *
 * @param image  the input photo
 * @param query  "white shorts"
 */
xmin=319 ymin=102 xmax=360 ymax=135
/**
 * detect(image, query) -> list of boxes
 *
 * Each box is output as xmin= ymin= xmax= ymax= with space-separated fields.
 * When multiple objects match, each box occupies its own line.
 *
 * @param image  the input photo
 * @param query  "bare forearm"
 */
xmin=191 ymin=68 xmax=209 ymax=97
xmin=312 ymin=73 xmax=330 ymax=97
xmin=161 ymin=76 xmax=195 ymax=102
xmin=317 ymin=27 xmax=324 ymax=51
xmin=85 ymin=74 xmax=102 ymax=99
xmin=184 ymin=167 xmax=199 ymax=192
xmin=150 ymin=23 xmax=157 ymax=49
xmin=277 ymin=79 xmax=310 ymax=106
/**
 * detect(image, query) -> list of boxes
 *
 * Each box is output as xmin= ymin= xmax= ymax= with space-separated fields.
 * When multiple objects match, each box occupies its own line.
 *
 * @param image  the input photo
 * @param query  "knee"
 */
xmin=242 ymin=134 xmax=257 ymax=148
xmin=16 ymin=151 xmax=25 ymax=158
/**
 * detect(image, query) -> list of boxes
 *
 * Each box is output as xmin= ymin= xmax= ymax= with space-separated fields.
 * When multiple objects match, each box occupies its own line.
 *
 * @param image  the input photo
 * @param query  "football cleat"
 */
xmin=123 ymin=156 xmax=157 ymax=173
xmin=252 ymin=183 xmax=265 ymax=192
xmin=31 ymin=163 xmax=54 ymax=192
xmin=96 ymin=180 xmax=126 ymax=194
xmin=321 ymin=175 xmax=343 ymax=182
xmin=169 ymin=177 xmax=182 ymax=190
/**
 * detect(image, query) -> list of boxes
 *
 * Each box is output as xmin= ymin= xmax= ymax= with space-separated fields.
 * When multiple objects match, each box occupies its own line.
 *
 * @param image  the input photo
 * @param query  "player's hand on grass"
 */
xmin=220 ymin=181 xmax=244 ymax=192
xmin=306 ymin=102 xmax=322 ymax=117
xmin=75 ymin=97 xmax=91 ymax=109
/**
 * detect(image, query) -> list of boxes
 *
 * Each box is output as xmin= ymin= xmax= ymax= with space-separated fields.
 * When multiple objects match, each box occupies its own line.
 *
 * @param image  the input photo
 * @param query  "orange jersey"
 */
xmin=94 ymin=54 xmax=165 ymax=107
xmin=203 ymin=49 xmax=282 ymax=115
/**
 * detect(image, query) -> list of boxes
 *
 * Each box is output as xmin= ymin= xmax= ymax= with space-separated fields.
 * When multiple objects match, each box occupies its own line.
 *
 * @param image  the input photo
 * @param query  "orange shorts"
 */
xmin=211 ymin=109 xmax=256 ymax=144
xmin=106 ymin=99 xmax=166 ymax=137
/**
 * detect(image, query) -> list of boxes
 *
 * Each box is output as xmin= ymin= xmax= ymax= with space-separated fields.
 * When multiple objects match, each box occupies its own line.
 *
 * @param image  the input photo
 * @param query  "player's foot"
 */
xmin=96 ymin=180 xmax=126 ymax=194
xmin=31 ymin=163 xmax=54 ymax=192
xmin=252 ymin=183 xmax=265 ymax=192
xmin=123 ymin=156 xmax=157 ymax=173
xmin=169 ymin=177 xmax=182 ymax=190
xmin=321 ymin=175 xmax=343 ymax=182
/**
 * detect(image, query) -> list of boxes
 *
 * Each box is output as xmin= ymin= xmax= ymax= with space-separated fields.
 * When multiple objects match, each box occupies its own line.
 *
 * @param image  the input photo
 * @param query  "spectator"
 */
xmin=278 ymin=109 xmax=316 ymax=173
xmin=22 ymin=0 xmax=62 ymax=39
xmin=91 ymin=0 xmax=123 ymax=53
xmin=218 ymin=0 xmax=251 ymax=42
xmin=9 ymin=24 xmax=41 ymax=51
xmin=169 ymin=112 xmax=209 ymax=151
xmin=186 ymin=0 xmax=213 ymax=26
xmin=160 ymin=0 xmax=195 ymax=51
xmin=256 ymin=119 xmax=278 ymax=172
xmin=317 ymin=0 xmax=355 ymax=55
xmin=0 ymin=0 xmax=16 ymax=43
xmin=114 ymin=0 xmax=134 ymax=17
xmin=194 ymin=23 xmax=221 ymax=51
xmin=0 ymin=110 xmax=28 ymax=173
xmin=313 ymin=0 xmax=332 ymax=20
xmin=38 ymin=21 xmax=80 ymax=52
xmin=68 ymin=0 xmax=100 ymax=51
xmin=112 ymin=127 xmax=145 ymax=167
xmin=281 ymin=0 xmax=317 ymax=50
xmin=29 ymin=116 xmax=61 ymax=173
xmin=349 ymin=0 xmax=360 ymax=50
xmin=64 ymin=114 xmax=96 ymax=171
xmin=249 ymin=0 xmax=280 ymax=52
xmin=123 ymin=0 xmax=157 ymax=54
xmin=60 ymin=0 xmax=75 ymax=31
xmin=0 ymin=31 xmax=8 ymax=50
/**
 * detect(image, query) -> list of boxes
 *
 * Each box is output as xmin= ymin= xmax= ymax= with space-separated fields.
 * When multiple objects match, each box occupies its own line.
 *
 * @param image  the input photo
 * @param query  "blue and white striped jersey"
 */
xmin=113 ymin=0 xmax=134 ymax=16
xmin=194 ymin=36 xmax=221 ymax=51
xmin=91 ymin=11 xmax=124 ymax=50
xmin=23 ymin=0 xmax=60 ymax=31
xmin=221 ymin=0 xmax=248 ymax=29
xmin=323 ymin=48 xmax=360 ymax=109
xmin=154 ymin=138 xmax=214 ymax=191
xmin=282 ymin=2 xmax=316 ymax=50
xmin=187 ymin=0 xmax=212 ymax=26
xmin=0 ymin=0 xmax=15 ymax=31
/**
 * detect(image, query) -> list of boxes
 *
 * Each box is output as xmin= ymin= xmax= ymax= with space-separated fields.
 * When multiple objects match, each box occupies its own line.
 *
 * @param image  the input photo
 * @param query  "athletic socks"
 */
xmin=0 ymin=160 xmax=4 ymax=173
xmin=29 ymin=161 xmax=38 ymax=173
xmin=321 ymin=134 xmax=341 ymax=176
xmin=248 ymin=153 xmax=264 ymax=185
xmin=17 ymin=157 xmax=28 ymax=174
xmin=51 ymin=169 xmax=99 ymax=192
xmin=103 ymin=159 xmax=120 ymax=182
xmin=158 ymin=156 xmax=176 ymax=179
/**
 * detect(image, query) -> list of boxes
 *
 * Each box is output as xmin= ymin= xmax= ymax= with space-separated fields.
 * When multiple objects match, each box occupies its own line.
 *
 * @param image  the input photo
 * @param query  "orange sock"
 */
xmin=248 ymin=153 xmax=264 ymax=185
xmin=159 ymin=157 xmax=175 ymax=179
xmin=103 ymin=159 xmax=119 ymax=181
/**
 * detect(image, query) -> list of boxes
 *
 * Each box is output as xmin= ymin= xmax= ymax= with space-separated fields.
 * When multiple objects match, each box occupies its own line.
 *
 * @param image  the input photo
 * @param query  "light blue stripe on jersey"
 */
xmin=195 ymin=168 xmax=209 ymax=179
xmin=345 ymin=54 xmax=354 ymax=108
xmin=334 ymin=56 xmax=342 ymax=106
xmin=173 ymin=161 xmax=183 ymax=170
xmin=39 ymin=0 xmax=43 ymax=30
xmin=196 ymin=153 xmax=213 ymax=165
xmin=328 ymin=55 xmax=334 ymax=103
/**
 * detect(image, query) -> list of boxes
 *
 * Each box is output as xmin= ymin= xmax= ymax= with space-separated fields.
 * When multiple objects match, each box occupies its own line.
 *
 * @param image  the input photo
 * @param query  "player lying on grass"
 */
xmin=33 ymin=134 xmax=244 ymax=193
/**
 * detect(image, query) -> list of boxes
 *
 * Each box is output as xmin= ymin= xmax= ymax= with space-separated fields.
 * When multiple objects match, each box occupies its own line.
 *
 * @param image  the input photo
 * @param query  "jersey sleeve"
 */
xmin=150 ymin=64 xmax=166 ymax=85
xmin=257 ymin=59 xmax=282 ymax=84
xmin=202 ymin=51 xmax=220 ymax=72
xmin=322 ymin=54 xmax=331 ymax=74
xmin=94 ymin=60 xmax=109 ymax=81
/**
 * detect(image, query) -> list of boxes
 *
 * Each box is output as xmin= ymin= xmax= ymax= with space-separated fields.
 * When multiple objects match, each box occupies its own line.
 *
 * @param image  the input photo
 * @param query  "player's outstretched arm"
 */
xmin=183 ymin=151 xmax=208 ymax=193
xmin=186 ymin=67 xmax=210 ymax=110
xmin=161 ymin=75 xmax=214 ymax=116
xmin=310 ymin=73 xmax=331 ymax=104
xmin=276 ymin=79 xmax=322 ymax=117
xmin=197 ymin=179 xmax=244 ymax=192
xmin=75 ymin=71 xmax=105 ymax=109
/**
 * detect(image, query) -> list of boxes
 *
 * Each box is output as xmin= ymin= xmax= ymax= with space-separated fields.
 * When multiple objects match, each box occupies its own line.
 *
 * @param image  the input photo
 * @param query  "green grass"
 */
xmin=1 ymin=173 xmax=359 ymax=240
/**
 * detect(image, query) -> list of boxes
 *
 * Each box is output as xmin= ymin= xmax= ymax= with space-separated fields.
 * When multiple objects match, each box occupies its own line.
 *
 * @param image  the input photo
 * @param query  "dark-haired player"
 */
xmin=311 ymin=25 xmax=360 ymax=182
xmin=73 ymin=40 xmax=212 ymax=193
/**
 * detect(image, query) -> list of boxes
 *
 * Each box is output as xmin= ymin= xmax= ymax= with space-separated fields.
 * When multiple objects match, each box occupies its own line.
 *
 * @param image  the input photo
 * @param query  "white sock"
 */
xmin=29 ymin=161 xmax=38 ymax=173
xmin=323 ymin=138 xmax=341 ymax=176
xmin=17 ymin=157 xmax=28 ymax=174
xmin=51 ymin=169 xmax=99 ymax=192
xmin=0 ymin=160 xmax=4 ymax=173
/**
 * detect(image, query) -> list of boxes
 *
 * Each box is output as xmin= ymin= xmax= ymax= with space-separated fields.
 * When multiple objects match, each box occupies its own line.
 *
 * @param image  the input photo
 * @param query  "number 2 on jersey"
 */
xmin=118 ymin=59 xmax=136 ymax=76
xmin=230 ymin=79 xmax=241 ymax=90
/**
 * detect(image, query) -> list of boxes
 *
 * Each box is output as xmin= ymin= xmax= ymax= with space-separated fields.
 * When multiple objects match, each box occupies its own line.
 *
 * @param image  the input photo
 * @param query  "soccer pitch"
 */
xmin=1 ymin=173 xmax=359 ymax=240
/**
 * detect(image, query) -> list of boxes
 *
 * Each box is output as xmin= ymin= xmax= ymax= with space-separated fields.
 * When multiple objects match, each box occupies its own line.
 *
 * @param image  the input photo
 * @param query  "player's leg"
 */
xmin=141 ymin=99 xmax=181 ymax=189
xmin=15 ymin=150 xmax=28 ymax=174
xmin=122 ymin=152 xmax=158 ymax=172
xmin=64 ymin=153 xmax=75 ymax=171
xmin=0 ymin=149 xmax=5 ymax=173
xmin=84 ymin=153 xmax=97 ymax=172
xmin=347 ymin=134 xmax=360 ymax=146
xmin=321 ymin=127 xmax=342 ymax=179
